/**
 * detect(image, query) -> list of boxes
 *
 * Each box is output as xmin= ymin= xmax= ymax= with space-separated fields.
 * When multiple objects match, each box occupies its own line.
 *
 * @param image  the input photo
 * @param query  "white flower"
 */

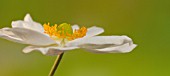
xmin=0 ymin=14 xmax=137 ymax=55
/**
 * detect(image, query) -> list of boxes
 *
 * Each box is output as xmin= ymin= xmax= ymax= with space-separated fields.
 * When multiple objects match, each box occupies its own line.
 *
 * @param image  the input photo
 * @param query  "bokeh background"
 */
xmin=0 ymin=0 xmax=169 ymax=76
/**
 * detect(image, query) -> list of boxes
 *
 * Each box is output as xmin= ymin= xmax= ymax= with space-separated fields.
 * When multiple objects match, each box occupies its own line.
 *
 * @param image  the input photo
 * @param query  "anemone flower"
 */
xmin=0 ymin=14 xmax=137 ymax=76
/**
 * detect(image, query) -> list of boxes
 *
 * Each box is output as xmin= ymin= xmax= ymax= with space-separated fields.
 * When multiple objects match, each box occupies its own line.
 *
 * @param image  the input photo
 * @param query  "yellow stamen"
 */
xmin=43 ymin=23 xmax=58 ymax=37
xmin=43 ymin=23 xmax=87 ymax=41
xmin=67 ymin=26 xmax=87 ymax=40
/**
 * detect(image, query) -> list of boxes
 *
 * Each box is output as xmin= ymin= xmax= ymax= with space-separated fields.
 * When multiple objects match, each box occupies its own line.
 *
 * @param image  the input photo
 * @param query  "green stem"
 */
xmin=48 ymin=53 xmax=64 ymax=76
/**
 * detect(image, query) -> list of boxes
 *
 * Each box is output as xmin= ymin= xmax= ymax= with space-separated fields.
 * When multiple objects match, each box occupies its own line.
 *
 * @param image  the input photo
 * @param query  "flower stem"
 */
xmin=48 ymin=53 xmax=64 ymax=76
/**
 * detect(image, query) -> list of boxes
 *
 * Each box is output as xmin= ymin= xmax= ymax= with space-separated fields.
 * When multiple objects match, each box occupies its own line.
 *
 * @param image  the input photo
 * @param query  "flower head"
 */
xmin=0 ymin=14 xmax=137 ymax=55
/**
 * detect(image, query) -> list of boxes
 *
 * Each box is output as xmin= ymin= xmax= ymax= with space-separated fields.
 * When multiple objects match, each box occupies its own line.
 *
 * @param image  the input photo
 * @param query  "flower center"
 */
xmin=43 ymin=23 xmax=87 ymax=41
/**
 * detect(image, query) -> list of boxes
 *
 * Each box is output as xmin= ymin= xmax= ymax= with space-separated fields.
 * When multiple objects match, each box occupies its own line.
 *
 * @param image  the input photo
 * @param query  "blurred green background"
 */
xmin=0 ymin=0 xmax=169 ymax=76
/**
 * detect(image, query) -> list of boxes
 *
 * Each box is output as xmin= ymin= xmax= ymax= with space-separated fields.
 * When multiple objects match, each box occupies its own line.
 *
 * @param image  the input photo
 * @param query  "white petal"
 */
xmin=9 ymin=27 xmax=56 ymax=46
xmin=24 ymin=14 xmax=33 ymax=22
xmin=0 ymin=28 xmax=25 ymax=44
xmin=66 ymin=35 xmax=132 ymax=47
xmin=72 ymin=24 xmax=79 ymax=31
xmin=23 ymin=46 xmax=48 ymax=54
xmin=84 ymin=43 xmax=137 ymax=53
xmin=12 ymin=14 xmax=44 ymax=33
xmin=11 ymin=20 xmax=24 ymax=28
xmin=66 ymin=35 xmax=137 ymax=53
xmin=23 ymin=46 xmax=79 ymax=55
xmin=85 ymin=26 xmax=104 ymax=37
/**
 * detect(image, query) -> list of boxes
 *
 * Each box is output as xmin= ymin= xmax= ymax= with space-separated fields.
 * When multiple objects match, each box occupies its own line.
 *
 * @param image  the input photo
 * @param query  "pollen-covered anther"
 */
xmin=43 ymin=23 xmax=87 ymax=40
xmin=67 ymin=26 xmax=87 ymax=40
xmin=43 ymin=23 xmax=58 ymax=37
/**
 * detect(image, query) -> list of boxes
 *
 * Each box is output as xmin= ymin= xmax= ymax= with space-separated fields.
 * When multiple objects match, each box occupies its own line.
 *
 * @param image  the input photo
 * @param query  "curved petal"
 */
xmin=85 ymin=26 xmax=104 ymax=37
xmin=66 ymin=35 xmax=137 ymax=53
xmin=23 ymin=46 xmax=79 ymax=55
xmin=67 ymin=26 xmax=104 ymax=45
xmin=83 ymin=43 xmax=137 ymax=53
xmin=12 ymin=14 xmax=44 ymax=33
xmin=9 ymin=27 xmax=56 ymax=46
xmin=66 ymin=35 xmax=133 ymax=47
xmin=72 ymin=24 xmax=79 ymax=31
xmin=11 ymin=20 xmax=24 ymax=28
xmin=24 ymin=14 xmax=34 ymax=22
xmin=0 ymin=28 xmax=25 ymax=44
